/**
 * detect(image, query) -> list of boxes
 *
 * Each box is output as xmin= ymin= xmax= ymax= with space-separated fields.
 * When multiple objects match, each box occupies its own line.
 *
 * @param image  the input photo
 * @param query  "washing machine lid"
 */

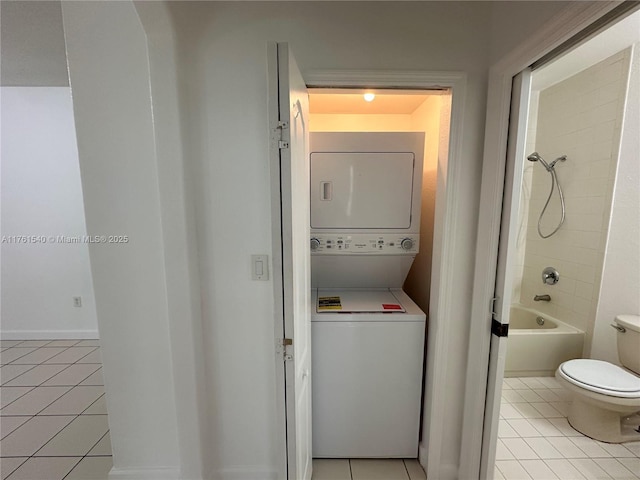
xmin=559 ymin=359 xmax=640 ymax=397
xmin=316 ymin=289 xmax=405 ymax=313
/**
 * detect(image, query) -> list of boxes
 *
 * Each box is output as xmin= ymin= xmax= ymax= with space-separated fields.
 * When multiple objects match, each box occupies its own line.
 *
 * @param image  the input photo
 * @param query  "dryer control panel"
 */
xmin=310 ymin=234 xmax=419 ymax=254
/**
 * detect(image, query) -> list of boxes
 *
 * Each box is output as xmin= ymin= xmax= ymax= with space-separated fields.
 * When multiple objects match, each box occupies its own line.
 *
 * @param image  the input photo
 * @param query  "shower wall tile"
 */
xmin=517 ymin=48 xmax=632 ymax=358
xmin=574 ymin=281 xmax=594 ymax=300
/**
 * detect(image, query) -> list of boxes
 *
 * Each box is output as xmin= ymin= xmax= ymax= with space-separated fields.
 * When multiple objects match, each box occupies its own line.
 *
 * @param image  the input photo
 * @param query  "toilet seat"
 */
xmin=559 ymin=359 xmax=640 ymax=398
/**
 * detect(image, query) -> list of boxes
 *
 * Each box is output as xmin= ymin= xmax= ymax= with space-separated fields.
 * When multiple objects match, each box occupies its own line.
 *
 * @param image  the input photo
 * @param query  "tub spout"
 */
xmin=534 ymin=294 xmax=551 ymax=302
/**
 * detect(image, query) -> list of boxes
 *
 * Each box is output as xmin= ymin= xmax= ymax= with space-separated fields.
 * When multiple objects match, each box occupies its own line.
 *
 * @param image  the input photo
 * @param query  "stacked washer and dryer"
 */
xmin=309 ymin=132 xmax=426 ymax=458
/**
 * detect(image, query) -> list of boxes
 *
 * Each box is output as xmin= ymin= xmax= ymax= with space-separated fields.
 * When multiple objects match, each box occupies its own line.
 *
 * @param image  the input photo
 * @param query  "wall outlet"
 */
xmin=73 ymin=296 xmax=82 ymax=307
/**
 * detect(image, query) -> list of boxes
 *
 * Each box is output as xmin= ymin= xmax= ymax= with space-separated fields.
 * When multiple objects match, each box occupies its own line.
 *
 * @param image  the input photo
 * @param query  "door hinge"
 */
xmin=278 ymin=338 xmax=293 ymax=361
xmin=277 ymin=120 xmax=289 ymax=149
xmin=490 ymin=296 xmax=499 ymax=319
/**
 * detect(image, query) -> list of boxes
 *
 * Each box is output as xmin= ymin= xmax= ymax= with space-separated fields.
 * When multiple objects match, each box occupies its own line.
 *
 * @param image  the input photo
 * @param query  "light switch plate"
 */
xmin=252 ymin=255 xmax=269 ymax=281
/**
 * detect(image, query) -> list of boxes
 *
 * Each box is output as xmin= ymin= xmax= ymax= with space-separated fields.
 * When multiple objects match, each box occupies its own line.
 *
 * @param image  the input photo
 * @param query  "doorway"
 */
xmin=270 ymin=56 xmax=468 ymax=480
xmin=307 ymin=88 xmax=451 ymax=479
xmin=475 ymin=7 xmax=640 ymax=480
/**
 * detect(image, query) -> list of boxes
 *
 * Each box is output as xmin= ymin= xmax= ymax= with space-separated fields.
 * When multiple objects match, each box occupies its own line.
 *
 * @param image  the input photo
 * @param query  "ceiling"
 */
xmin=309 ymin=89 xmax=444 ymax=115
xmin=532 ymin=10 xmax=640 ymax=91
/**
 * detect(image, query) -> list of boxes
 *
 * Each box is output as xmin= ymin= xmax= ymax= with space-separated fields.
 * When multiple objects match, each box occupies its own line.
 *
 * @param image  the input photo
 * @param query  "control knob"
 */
xmin=401 ymin=238 xmax=415 ymax=251
xmin=310 ymin=238 xmax=320 ymax=251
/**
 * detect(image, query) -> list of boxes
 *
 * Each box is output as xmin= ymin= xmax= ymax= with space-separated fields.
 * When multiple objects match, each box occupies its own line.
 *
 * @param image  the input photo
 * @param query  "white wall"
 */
xmin=167 ymin=2 xmax=492 ymax=477
xmin=310 ymin=113 xmax=413 ymax=131
xmin=1 ymin=87 xmax=98 ymax=339
xmin=0 ymin=1 xmax=68 ymax=86
xmin=519 ymin=51 xmax=632 ymax=356
xmin=61 ymin=2 xmax=183 ymax=478
xmin=405 ymin=95 xmax=446 ymax=313
xmin=591 ymin=42 xmax=640 ymax=364
xmin=488 ymin=1 xmax=574 ymax=65
xmin=42 ymin=1 xmax=588 ymax=478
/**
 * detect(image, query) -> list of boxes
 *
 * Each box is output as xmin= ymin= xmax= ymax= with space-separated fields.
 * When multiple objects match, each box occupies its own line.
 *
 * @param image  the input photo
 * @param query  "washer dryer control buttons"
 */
xmin=310 ymin=234 xmax=417 ymax=254
xmin=401 ymin=238 xmax=415 ymax=251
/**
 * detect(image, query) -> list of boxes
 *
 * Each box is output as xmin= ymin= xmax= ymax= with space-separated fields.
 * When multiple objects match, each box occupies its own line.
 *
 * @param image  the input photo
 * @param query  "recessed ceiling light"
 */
xmin=363 ymin=92 xmax=375 ymax=102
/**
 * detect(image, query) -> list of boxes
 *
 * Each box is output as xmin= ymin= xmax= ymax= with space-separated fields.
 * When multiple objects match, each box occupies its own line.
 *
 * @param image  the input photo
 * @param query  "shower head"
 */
xmin=527 ymin=152 xmax=543 ymax=163
xmin=548 ymin=155 xmax=567 ymax=169
xmin=527 ymin=151 xmax=551 ymax=171
xmin=527 ymin=151 xmax=567 ymax=171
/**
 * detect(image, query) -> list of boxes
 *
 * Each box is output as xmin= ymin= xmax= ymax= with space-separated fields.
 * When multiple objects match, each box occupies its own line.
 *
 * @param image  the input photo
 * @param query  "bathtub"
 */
xmin=504 ymin=305 xmax=585 ymax=377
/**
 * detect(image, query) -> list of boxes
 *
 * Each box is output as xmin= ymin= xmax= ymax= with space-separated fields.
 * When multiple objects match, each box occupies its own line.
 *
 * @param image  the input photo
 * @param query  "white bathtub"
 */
xmin=505 ymin=305 xmax=585 ymax=377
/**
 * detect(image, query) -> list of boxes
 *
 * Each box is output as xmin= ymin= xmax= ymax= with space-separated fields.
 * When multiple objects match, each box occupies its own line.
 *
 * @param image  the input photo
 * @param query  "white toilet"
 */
xmin=555 ymin=314 xmax=640 ymax=443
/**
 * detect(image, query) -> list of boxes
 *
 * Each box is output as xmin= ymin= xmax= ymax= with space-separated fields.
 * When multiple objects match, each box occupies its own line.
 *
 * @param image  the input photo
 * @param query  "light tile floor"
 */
xmin=1 ymin=339 xmax=111 ymax=480
xmin=314 ymin=375 xmax=640 ymax=479
xmin=5 ymin=343 xmax=639 ymax=480
xmin=496 ymin=376 xmax=640 ymax=480
xmin=312 ymin=459 xmax=426 ymax=480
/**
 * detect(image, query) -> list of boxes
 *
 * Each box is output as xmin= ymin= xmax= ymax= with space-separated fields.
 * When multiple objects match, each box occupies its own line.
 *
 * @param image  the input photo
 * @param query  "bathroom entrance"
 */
xmin=476 ymin=7 xmax=640 ymax=479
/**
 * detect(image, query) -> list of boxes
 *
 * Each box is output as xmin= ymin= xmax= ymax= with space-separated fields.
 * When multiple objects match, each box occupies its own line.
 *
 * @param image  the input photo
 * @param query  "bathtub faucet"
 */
xmin=534 ymin=294 xmax=551 ymax=302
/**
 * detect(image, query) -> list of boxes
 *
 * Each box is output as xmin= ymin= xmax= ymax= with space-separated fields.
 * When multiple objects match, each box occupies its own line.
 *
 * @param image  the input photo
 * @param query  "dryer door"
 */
xmin=310 ymin=152 xmax=415 ymax=229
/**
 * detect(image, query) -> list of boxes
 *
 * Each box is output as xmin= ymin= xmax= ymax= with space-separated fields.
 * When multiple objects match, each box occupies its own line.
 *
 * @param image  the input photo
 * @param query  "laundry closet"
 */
xmin=307 ymin=89 xmax=452 ymax=458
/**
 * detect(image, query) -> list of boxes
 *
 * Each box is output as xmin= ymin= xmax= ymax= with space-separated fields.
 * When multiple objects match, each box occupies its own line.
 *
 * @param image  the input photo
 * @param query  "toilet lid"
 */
xmin=559 ymin=359 xmax=640 ymax=398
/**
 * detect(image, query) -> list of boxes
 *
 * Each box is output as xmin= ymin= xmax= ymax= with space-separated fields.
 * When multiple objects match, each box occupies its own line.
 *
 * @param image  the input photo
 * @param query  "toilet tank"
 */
xmin=615 ymin=314 xmax=640 ymax=374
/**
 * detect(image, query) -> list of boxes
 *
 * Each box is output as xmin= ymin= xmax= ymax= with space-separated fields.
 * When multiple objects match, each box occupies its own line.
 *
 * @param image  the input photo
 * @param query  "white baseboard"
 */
xmin=0 ymin=330 xmax=100 ymax=340
xmin=419 ymin=442 xmax=458 ymax=480
xmin=418 ymin=442 xmax=428 ymax=471
xmin=217 ymin=466 xmax=278 ymax=480
xmin=108 ymin=466 xmax=180 ymax=480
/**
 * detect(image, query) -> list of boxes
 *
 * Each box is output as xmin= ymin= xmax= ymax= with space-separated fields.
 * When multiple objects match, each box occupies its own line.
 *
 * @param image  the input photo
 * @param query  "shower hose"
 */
xmin=537 ymin=167 xmax=565 ymax=238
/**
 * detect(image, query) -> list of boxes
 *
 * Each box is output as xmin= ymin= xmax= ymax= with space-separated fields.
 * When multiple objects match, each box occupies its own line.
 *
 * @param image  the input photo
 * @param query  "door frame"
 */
xmin=291 ymin=69 xmax=466 ymax=478
xmin=460 ymin=2 xmax=632 ymax=478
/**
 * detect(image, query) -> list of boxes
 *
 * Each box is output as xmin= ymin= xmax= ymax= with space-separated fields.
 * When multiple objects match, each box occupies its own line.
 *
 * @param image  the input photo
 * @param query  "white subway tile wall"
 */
xmin=515 ymin=49 xmax=632 ymax=353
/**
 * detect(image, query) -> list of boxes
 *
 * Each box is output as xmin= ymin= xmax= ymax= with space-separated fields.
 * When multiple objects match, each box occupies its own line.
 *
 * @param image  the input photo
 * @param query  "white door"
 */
xmin=272 ymin=42 xmax=312 ymax=480
xmin=480 ymin=69 xmax=532 ymax=479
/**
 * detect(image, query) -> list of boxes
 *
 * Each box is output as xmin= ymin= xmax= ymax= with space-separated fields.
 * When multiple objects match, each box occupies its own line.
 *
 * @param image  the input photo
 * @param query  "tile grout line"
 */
xmin=41 ymin=363 xmax=102 ymax=388
xmin=2 ymin=346 xmax=102 ymax=414
xmin=58 ymin=429 xmax=112 ymax=480
xmin=1 ymin=345 xmax=75 ymax=370
xmin=0 ymin=347 xmax=40 ymax=366
xmin=14 ymin=397 xmax=103 ymax=466
xmin=402 ymin=459 xmax=412 ymax=480
xmin=1 ymin=363 xmax=39 ymax=385
xmin=2 ymin=414 xmax=82 ymax=480
xmin=2 ymin=456 xmax=29 ymax=480
xmin=2 ymin=354 xmax=104 ymax=445
xmin=1 ymin=340 xmax=108 ymax=480
xmin=3 ymin=363 xmax=76 ymax=388
xmin=498 ymin=375 xmax=640 ymax=480
xmin=37 ymin=345 xmax=99 ymax=366
xmin=0 ymin=386 xmax=37 ymax=412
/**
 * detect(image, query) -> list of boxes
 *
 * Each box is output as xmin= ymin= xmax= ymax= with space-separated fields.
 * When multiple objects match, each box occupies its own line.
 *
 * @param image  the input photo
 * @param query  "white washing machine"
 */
xmin=309 ymin=132 xmax=426 ymax=458
xmin=311 ymin=288 xmax=425 ymax=458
